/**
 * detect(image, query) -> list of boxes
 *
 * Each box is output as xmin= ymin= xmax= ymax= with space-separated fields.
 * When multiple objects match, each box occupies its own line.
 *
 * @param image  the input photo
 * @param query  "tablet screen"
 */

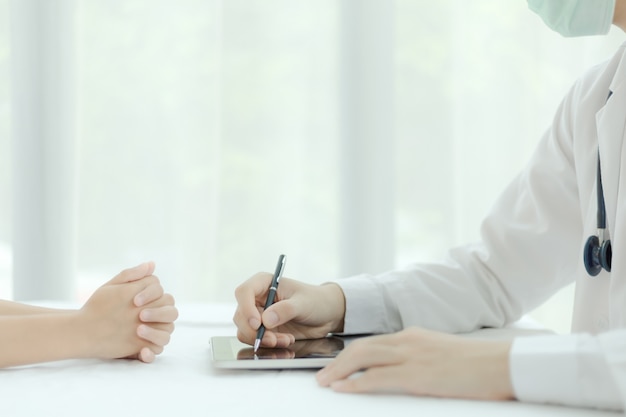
xmin=210 ymin=335 xmax=346 ymax=369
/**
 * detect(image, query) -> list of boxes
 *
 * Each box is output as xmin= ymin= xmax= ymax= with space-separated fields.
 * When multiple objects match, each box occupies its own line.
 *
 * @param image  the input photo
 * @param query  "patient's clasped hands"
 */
xmin=80 ymin=261 xmax=178 ymax=363
xmin=0 ymin=261 xmax=177 ymax=368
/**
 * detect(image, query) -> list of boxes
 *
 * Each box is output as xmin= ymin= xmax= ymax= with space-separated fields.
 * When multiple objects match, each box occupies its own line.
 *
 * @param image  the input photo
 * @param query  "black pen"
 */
xmin=253 ymin=254 xmax=287 ymax=352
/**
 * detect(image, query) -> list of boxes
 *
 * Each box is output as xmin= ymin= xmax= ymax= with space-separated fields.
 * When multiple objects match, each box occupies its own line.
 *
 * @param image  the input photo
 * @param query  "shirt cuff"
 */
xmin=510 ymin=333 xmax=622 ymax=410
xmin=331 ymin=274 xmax=388 ymax=335
xmin=510 ymin=334 xmax=580 ymax=406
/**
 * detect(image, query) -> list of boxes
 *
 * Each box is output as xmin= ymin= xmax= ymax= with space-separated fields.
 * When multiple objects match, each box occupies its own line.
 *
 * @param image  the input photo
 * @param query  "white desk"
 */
xmin=0 ymin=304 xmax=619 ymax=417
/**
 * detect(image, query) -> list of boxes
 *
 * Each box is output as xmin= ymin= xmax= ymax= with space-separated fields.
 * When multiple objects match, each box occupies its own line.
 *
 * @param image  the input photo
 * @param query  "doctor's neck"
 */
xmin=615 ymin=0 xmax=626 ymax=33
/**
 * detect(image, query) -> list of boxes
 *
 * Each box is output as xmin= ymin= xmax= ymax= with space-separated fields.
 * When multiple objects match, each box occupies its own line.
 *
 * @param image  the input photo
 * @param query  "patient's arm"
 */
xmin=0 ymin=312 xmax=89 ymax=367
xmin=0 ymin=300 xmax=73 ymax=316
xmin=0 ymin=263 xmax=177 ymax=368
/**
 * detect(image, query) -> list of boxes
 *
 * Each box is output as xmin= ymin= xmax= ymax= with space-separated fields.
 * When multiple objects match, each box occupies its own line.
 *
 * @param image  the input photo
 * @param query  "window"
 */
xmin=5 ymin=1 xmax=623 ymax=333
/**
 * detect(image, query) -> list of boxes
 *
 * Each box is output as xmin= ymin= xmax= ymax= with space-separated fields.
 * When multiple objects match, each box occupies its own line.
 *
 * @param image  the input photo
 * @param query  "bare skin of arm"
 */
xmin=0 ymin=300 xmax=73 ymax=315
xmin=0 ymin=262 xmax=178 ymax=368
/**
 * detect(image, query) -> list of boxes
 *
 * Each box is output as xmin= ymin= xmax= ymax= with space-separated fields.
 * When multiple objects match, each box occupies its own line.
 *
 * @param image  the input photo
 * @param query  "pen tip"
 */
xmin=253 ymin=339 xmax=261 ymax=352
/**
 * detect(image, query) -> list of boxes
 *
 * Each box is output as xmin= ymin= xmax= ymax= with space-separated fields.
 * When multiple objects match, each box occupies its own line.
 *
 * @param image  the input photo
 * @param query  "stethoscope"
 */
xmin=583 ymin=151 xmax=613 ymax=276
xmin=583 ymin=90 xmax=615 ymax=277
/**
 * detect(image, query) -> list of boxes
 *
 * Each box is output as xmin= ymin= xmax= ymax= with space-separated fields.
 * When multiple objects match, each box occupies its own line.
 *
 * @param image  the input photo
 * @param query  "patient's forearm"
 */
xmin=0 ymin=313 xmax=89 ymax=368
xmin=0 ymin=300 xmax=73 ymax=316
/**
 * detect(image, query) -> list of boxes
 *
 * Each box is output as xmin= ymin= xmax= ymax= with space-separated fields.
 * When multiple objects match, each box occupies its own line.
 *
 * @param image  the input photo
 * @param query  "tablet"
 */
xmin=210 ymin=335 xmax=346 ymax=369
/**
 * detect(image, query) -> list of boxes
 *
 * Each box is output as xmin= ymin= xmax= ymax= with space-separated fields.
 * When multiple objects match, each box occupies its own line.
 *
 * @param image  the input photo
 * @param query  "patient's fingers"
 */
xmin=134 ymin=281 xmax=165 ymax=307
xmin=137 ymin=324 xmax=172 ymax=347
xmin=138 ymin=347 xmax=156 ymax=363
xmin=110 ymin=262 xmax=156 ymax=285
xmin=140 ymin=305 xmax=179 ymax=323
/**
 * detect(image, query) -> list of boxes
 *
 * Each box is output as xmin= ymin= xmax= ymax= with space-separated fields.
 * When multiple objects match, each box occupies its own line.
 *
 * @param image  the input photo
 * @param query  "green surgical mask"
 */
xmin=528 ymin=0 xmax=615 ymax=37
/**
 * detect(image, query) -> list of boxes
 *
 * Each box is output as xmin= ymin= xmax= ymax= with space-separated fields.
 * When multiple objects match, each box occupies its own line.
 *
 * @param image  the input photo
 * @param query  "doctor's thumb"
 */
xmin=261 ymin=298 xmax=300 ymax=329
xmin=261 ymin=309 xmax=280 ymax=328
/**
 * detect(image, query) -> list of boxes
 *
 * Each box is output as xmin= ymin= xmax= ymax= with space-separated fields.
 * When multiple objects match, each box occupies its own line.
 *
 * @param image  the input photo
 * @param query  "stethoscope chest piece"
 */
xmin=584 ymin=234 xmax=612 ymax=276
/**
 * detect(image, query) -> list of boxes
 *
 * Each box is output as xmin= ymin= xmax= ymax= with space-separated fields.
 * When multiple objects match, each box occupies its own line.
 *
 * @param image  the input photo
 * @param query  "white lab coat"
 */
xmin=334 ymin=42 xmax=626 ymax=411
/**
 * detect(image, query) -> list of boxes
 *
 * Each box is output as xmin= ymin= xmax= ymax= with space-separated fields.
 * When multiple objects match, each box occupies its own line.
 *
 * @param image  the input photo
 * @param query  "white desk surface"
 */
xmin=0 ymin=304 xmax=619 ymax=417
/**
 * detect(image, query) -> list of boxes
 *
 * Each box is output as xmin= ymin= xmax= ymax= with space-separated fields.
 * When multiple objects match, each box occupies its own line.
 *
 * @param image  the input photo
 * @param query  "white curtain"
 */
xmin=1 ymin=0 xmax=624 ymax=332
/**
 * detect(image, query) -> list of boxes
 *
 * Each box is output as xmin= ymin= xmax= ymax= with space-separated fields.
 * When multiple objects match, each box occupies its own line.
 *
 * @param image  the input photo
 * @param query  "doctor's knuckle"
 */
xmin=347 ymin=340 xmax=370 ymax=356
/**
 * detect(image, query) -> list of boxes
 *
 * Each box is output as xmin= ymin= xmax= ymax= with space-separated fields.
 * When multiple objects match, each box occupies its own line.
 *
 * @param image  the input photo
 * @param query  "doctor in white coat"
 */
xmin=233 ymin=0 xmax=626 ymax=411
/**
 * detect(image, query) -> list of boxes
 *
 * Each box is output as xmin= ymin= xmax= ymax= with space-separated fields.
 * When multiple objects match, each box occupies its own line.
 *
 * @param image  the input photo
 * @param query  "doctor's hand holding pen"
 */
xmin=232 ymin=274 xmax=513 ymax=401
xmin=233 ymin=273 xmax=345 ymax=347
xmin=0 ymin=261 xmax=178 ymax=368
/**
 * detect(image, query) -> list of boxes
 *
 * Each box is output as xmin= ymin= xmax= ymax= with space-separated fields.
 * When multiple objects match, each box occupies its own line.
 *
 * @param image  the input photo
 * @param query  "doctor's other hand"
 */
xmin=79 ymin=262 xmax=178 ymax=363
xmin=233 ymin=274 xmax=346 ymax=348
xmin=316 ymin=327 xmax=514 ymax=401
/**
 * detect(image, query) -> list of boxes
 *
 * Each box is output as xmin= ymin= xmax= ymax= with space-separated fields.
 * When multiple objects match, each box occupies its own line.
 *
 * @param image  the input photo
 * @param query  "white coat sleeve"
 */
xmin=334 ymin=89 xmax=582 ymax=334
xmin=329 ymin=59 xmax=626 ymax=410
xmin=510 ymin=330 xmax=626 ymax=411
